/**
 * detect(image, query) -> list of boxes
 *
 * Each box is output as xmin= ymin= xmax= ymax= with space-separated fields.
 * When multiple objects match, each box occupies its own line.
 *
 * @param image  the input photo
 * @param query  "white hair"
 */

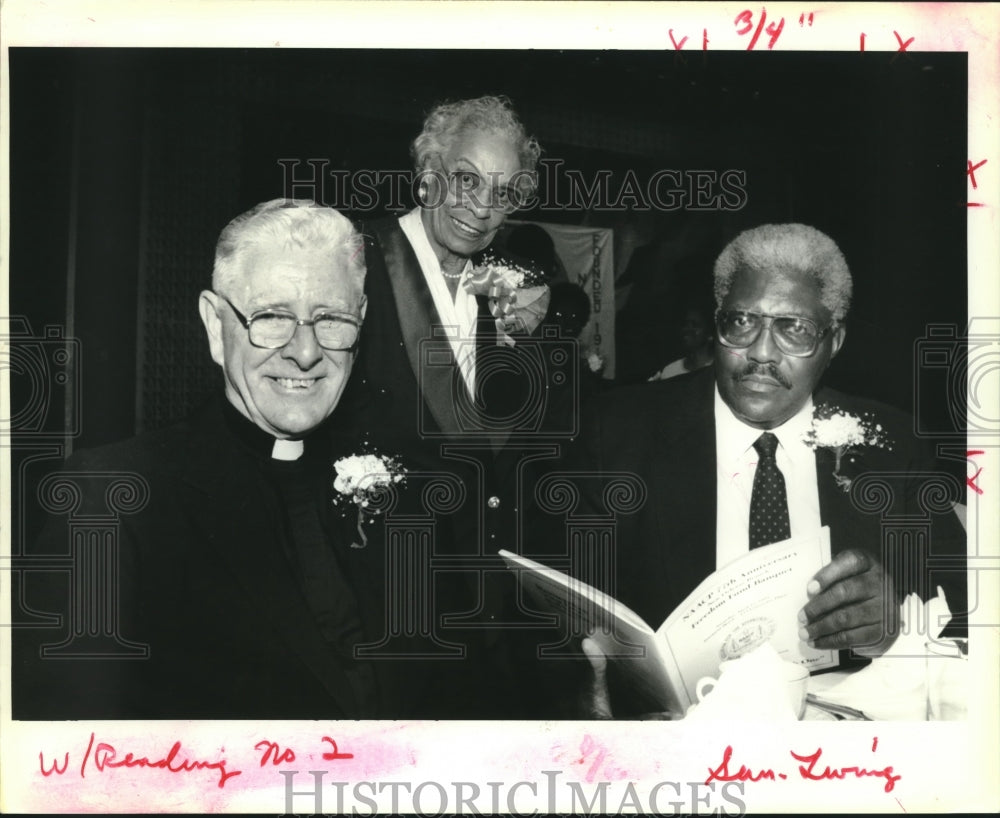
xmin=713 ymin=223 xmax=853 ymax=321
xmin=410 ymin=95 xmax=542 ymax=198
xmin=212 ymin=199 xmax=365 ymax=298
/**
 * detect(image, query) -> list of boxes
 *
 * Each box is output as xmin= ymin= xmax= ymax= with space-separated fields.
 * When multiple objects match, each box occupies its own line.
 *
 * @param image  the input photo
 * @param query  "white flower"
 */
xmin=468 ymin=254 xmax=540 ymax=295
xmin=333 ymin=452 xmax=407 ymax=507
xmin=808 ymin=412 xmax=867 ymax=449
xmin=333 ymin=450 xmax=407 ymax=548
xmin=587 ymin=352 xmax=604 ymax=373
xmin=803 ymin=404 xmax=891 ymax=492
xmin=465 ymin=253 xmax=550 ymax=346
xmin=491 ymin=263 xmax=527 ymax=291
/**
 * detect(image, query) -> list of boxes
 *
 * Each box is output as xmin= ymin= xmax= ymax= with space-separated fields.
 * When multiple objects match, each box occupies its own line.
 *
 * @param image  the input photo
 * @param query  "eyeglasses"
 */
xmin=715 ymin=310 xmax=835 ymax=358
xmin=437 ymin=157 xmax=528 ymax=214
xmin=218 ymin=294 xmax=362 ymax=352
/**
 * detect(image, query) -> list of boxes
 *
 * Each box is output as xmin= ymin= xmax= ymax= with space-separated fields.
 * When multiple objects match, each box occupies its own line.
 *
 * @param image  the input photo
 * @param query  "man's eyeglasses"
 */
xmin=438 ymin=157 xmax=528 ymax=214
xmin=715 ymin=310 xmax=835 ymax=358
xmin=218 ymin=294 xmax=362 ymax=352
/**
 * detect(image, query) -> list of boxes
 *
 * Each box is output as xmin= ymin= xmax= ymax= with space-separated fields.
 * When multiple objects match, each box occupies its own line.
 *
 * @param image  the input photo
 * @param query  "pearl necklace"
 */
xmin=441 ymin=268 xmax=466 ymax=280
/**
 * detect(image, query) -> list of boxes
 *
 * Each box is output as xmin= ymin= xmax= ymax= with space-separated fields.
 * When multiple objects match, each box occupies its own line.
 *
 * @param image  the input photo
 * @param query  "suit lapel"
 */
xmin=813 ymin=418 xmax=877 ymax=559
xmin=374 ymin=220 xmax=463 ymax=438
xmin=181 ymin=407 xmax=362 ymax=716
xmin=627 ymin=372 xmax=717 ymax=624
xmin=327 ymin=423 xmax=437 ymax=714
xmin=475 ymin=294 xmax=517 ymax=453
xmin=658 ymin=372 xmax=718 ymax=610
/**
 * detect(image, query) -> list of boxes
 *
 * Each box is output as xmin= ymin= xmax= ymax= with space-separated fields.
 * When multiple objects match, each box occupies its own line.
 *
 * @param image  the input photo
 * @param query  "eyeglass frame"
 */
xmin=714 ymin=309 xmax=837 ymax=358
xmin=216 ymin=292 xmax=364 ymax=352
xmin=434 ymin=154 xmax=530 ymax=215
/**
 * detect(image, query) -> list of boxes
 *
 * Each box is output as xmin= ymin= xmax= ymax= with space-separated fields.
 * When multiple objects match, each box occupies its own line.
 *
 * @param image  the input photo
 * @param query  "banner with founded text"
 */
xmin=506 ymin=220 xmax=617 ymax=379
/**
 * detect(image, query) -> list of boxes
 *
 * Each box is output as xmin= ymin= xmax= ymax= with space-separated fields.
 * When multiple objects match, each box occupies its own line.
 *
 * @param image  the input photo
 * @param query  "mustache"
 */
xmin=733 ymin=362 xmax=793 ymax=390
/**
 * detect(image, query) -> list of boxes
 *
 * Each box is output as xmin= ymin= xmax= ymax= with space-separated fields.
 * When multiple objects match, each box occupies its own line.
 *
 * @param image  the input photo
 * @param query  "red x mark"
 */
xmin=967 ymin=159 xmax=987 ymax=190
xmin=669 ymin=29 xmax=689 ymax=50
xmin=967 ymin=449 xmax=985 ymax=495
xmin=894 ymin=31 xmax=914 ymax=51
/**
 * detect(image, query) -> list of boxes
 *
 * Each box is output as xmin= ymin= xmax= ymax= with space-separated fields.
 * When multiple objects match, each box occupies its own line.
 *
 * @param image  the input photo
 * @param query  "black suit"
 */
xmin=570 ymin=367 xmax=968 ymax=634
xmin=12 ymin=400 xmax=481 ymax=719
xmin=341 ymin=215 xmax=569 ymax=717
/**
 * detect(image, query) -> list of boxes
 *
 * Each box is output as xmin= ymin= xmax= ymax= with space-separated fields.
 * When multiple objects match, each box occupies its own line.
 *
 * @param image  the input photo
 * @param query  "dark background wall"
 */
xmin=9 ymin=48 xmax=967 ymax=456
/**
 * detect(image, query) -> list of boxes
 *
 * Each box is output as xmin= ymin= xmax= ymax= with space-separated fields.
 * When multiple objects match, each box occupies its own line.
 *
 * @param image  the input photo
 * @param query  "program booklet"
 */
xmin=499 ymin=528 xmax=837 ymax=714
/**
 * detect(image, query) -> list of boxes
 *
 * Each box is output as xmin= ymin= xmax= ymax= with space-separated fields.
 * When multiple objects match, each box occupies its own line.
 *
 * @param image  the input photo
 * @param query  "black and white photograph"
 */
xmin=2 ymin=2 xmax=998 ymax=814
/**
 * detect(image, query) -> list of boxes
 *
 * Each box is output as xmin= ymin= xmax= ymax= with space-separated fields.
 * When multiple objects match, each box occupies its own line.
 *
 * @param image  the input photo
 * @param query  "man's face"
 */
xmin=200 ymin=244 xmax=365 ymax=439
xmin=714 ymin=266 xmax=845 ymax=429
xmin=421 ymin=129 xmax=522 ymax=261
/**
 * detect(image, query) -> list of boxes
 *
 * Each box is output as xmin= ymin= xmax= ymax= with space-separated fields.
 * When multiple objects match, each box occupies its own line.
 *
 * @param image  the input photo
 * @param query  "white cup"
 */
xmin=783 ymin=663 xmax=810 ymax=720
xmin=925 ymin=638 xmax=968 ymax=720
xmin=696 ymin=659 xmax=809 ymax=720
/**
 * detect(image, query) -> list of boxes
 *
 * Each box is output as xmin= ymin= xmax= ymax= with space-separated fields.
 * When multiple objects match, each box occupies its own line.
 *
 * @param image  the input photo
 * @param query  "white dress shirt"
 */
xmin=398 ymin=208 xmax=479 ymax=398
xmin=714 ymin=386 xmax=822 ymax=567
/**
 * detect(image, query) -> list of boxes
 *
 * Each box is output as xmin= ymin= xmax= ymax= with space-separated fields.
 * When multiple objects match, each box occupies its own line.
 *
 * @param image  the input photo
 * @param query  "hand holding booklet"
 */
xmin=499 ymin=528 xmax=837 ymax=716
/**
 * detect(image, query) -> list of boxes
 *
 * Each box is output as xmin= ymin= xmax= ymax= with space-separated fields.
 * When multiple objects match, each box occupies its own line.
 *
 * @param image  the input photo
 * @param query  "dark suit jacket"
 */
xmin=571 ymin=367 xmax=968 ymax=632
xmin=347 ymin=215 xmax=532 ymax=458
xmin=341 ymin=215 xmax=570 ymax=717
xmin=12 ymin=399 xmax=483 ymax=719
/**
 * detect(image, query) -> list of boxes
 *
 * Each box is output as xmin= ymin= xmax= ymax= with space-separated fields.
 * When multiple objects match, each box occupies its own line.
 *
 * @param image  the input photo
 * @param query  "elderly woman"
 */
xmin=349 ymin=95 xmax=542 ymax=439
xmin=342 ymin=96 xmax=551 ymax=718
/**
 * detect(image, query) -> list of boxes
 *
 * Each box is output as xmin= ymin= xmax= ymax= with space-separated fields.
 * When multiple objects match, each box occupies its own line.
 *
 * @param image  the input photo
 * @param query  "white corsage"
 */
xmin=333 ymin=452 xmax=407 ymax=548
xmin=803 ymin=404 xmax=892 ymax=492
xmin=464 ymin=252 xmax=550 ymax=346
xmin=587 ymin=352 xmax=605 ymax=373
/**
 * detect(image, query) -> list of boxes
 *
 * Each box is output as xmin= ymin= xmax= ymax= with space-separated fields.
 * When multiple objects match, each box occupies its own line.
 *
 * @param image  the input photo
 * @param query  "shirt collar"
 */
xmin=220 ymin=397 xmax=305 ymax=461
xmin=714 ymin=385 xmax=815 ymax=460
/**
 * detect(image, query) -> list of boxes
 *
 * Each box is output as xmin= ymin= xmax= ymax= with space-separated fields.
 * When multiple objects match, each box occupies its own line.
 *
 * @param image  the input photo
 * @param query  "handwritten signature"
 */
xmin=705 ymin=738 xmax=902 ymax=792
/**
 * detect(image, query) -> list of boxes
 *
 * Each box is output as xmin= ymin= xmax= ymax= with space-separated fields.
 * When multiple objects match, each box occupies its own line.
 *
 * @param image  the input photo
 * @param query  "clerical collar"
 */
xmin=271 ymin=438 xmax=304 ymax=461
xmin=220 ymin=398 xmax=305 ymax=461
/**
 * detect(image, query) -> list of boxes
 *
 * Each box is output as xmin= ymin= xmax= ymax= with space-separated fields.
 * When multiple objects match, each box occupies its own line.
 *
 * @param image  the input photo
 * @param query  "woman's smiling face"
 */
xmin=420 ymin=129 xmax=522 ymax=264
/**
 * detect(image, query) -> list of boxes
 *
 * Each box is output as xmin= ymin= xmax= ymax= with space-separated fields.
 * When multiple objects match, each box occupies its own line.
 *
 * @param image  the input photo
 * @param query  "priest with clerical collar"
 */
xmin=13 ymin=199 xmax=482 ymax=720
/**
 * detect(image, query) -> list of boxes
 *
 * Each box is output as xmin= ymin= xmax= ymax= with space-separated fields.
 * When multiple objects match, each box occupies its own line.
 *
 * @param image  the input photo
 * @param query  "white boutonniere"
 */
xmin=333 ymin=452 xmax=407 ymax=548
xmin=465 ymin=252 xmax=550 ymax=346
xmin=803 ymin=404 xmax=892 ymax=492
xmin=587 ymin=351 xmax=605 ymax=373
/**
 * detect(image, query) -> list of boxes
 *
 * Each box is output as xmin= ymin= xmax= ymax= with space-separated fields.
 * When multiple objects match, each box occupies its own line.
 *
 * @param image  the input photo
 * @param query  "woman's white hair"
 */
xmin=410 ymin=95 xmax=542 ymax=197
xmin=212 ymin=199 xmax=365 ymax=298
xmin=713 ymin=223 xmax=853 ymax=321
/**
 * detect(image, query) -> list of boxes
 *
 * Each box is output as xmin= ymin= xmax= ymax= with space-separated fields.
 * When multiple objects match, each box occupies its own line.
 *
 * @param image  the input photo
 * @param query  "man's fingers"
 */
xmin=799 ymin=593 xmax=899 ymax=655
xmin=808 ymin=622 xmax=887 ymax=651
xmin=800 ymin=597 xmax=883 ymax=643
xmin=581 ymin=637 xmax=613 ymax=719
xmin=800 ymin=573 xmax=880 ymax=623
xmin=806 ymin=603 xmax=900 ymax=654
xmin=796 ymin=551 xmax=899 ymax=654
xmin=804 ymin=549 xmax=872 ymax=598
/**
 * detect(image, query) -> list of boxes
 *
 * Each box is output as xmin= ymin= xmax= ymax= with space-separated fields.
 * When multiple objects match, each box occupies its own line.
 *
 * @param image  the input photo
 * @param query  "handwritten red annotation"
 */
xmin=705 ymin=741 xmax=902 ymax=793
xmin=664 ymin=13 xmax=911 ymax=54
xmin=967 ymin=450 xmax=985 ymax=495
xmin=735 ymin=8 xmax=785 ymax=51
xmin=40 ymin=733 xmax=353 ymax=790
xmin=967 ymin=159 xmax=988 ymax=207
